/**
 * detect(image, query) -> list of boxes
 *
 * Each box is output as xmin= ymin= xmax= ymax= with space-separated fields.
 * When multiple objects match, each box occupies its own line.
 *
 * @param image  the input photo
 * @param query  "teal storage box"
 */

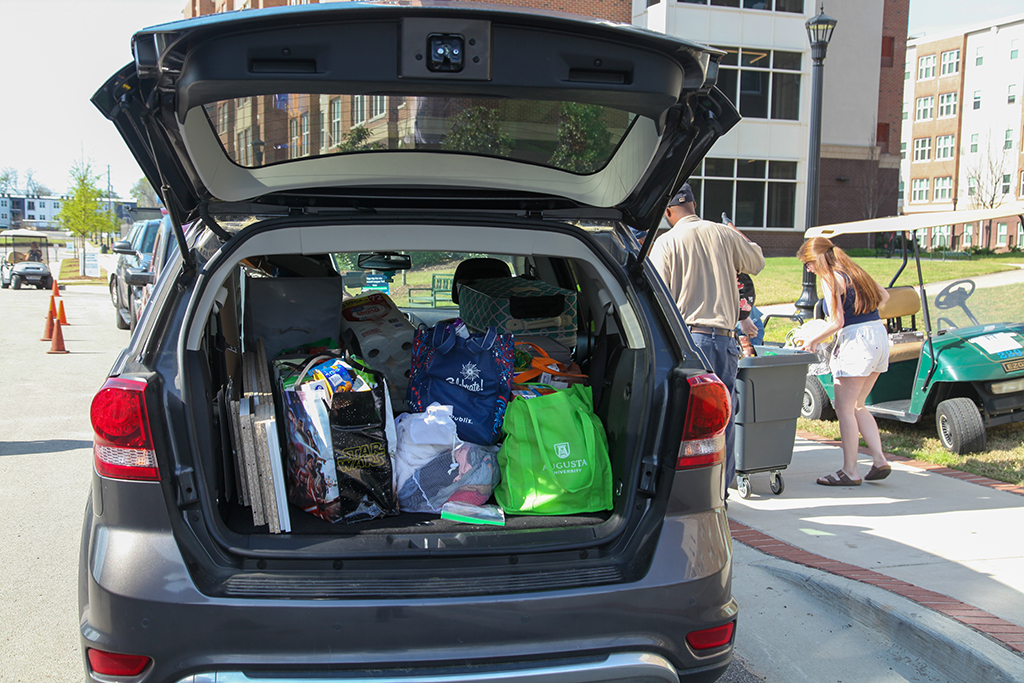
xmin=458 ymin=277 xmax=577 ymax=347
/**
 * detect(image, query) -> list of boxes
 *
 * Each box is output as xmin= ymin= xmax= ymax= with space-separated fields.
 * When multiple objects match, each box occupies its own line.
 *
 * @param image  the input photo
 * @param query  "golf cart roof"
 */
xmin=0 ymin=230 xmax=50 ymax=241
xmin=805 ymin=203 xmax=1024 ymax=239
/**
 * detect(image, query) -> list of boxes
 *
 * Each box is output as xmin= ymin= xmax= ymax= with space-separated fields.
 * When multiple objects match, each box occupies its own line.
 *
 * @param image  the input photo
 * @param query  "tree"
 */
xmin=963 ymin=134 xmax=1013 ymax=210
xmin=548 ymin=103 xmax=613 ymax=174
xmin=335 ymin=126 xmax=380 ymax=153
xmin=23 ymin=168 xmax=54 ymax=196
xmin=442 ymin=106 xmax=512 ymax=157
xmin=131 ymin=177 xmax=161 ymax=207
xmin=0 ymin=168 xmax=17 ymax=195
xmin=57 ymin=161 xmax=109 ymax=264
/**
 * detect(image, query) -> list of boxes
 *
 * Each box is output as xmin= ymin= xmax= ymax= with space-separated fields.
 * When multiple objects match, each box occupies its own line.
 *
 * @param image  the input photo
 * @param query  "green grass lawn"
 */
xmin=58 ymin=258 xmax=108 ymax=285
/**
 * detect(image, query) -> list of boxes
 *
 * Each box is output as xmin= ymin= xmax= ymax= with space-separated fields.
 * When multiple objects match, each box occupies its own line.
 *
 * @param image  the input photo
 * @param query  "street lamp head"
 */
xmin=806 ymin=4 xmax=837 ymax=56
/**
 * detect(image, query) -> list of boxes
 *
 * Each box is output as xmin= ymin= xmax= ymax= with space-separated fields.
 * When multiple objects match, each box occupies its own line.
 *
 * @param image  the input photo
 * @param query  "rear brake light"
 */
xmin=86 ymin=648 xmax=151 ymax=676
xmin=677 ymin=374 xmax=730 ymax=470
xmin=90 ymin=378 xmax=159 ymax=481
xmin=686 ymin=621 xmax=735 ymax=651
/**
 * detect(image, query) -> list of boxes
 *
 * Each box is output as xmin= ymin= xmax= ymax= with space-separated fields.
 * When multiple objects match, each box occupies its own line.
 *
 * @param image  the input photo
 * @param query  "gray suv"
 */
xmin=82 ymin=4 xmax=740 ymax=682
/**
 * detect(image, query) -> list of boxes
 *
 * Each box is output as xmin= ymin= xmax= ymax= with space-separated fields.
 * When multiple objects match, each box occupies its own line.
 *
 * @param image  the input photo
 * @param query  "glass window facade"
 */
xmin=686 ymin=158 xmax=798 ymax=228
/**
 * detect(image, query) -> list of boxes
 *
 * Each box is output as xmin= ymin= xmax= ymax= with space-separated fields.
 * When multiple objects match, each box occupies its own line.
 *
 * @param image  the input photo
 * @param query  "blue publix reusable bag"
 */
xmin=406 ymin=322 xmax=515 ymax=446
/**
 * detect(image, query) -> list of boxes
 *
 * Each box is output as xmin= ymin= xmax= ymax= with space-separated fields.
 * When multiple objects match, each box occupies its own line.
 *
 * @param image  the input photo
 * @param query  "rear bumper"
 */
xmin=171 ymin=652 xmax=726 ymax=683
xmin=80 ymin=482 xmax=734 ymax=683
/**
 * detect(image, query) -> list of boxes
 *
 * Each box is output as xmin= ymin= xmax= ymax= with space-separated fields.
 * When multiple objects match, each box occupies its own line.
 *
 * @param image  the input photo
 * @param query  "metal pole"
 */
xmin=794 ymin=43 xmax=828 ymax=320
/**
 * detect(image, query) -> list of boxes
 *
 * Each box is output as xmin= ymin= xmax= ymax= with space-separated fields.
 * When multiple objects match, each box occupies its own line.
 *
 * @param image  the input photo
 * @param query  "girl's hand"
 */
xmin=801 ymin=339 xmax=819 ymax=353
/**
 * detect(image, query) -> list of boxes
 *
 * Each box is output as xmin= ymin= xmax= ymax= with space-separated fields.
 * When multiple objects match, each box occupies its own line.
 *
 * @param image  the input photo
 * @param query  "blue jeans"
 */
xmin=690 ymin=332 xmax=740 ymax=498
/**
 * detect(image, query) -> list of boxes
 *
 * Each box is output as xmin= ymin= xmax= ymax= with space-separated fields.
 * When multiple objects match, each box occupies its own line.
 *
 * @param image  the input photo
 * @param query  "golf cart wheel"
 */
xmin=11 ymin=275 xmax=21 ymax=290
xmin=769 ymin=471 xmax=785 ymax=495
xmin=936 ymin=398 xmax=986 ymax=454
xmin=802 ymin=376 xmax=836 ymax=421
xmin=737 ymin=475 xmax=752 ymax=499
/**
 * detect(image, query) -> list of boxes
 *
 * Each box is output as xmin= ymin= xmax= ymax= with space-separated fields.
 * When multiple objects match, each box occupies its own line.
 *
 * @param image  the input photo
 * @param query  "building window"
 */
xmin=218 ymin=104 xmax=229 ymax=134
xmin=968 ymin=177 xmax=977 ymax=196
xmin=963 ymin=223 xmax=973 ymax=247
xmin=351 ymin=96 xmax=366 ymax=126
xmin=319 ymin=111 xmax=326 ymax=150
xmin=934 ymin=224 xmax=951 ymax=247
xmin=1019 ymin=223 xmax=1024 ymax=247
xmin=938 ymin=92 xmax=957 ymax=117
xmin=976 ymin=46 xmax=984 ymax=66
xmin=1009 ymin=85 xmax=1017 ymax=105
xmin=370 ymin=95 xmax=387 ymax=120
xmin=973 ymin=91 xmax=982 ymax=110
xmin=935 ymin=177 xmax=953 ymax=200
xmin=301 ymin=112 xmax=310 ymax=156
xmin=970 ymin=133 xmax=979 ymax=153
xmin=1021 ymin=171 xmax=1024 ymax=197
xmin=1006 ymin=129 xmax=1015 ymax=150
xmin=677 ymin=0 xmax=805 ymax=9
xmin=918 ymin=54 xmax=936 ymax=79
xmin=330 ymin=98 xmax=341 ymax=147
xmin=1003 ymin=174 xmax=1012 ymax=194
xmin=289 ymin=118 xmax=299 ymax=159
xmin=916 ymin=96 xmax=934 ymax=120
xmin=936 ymin=135 xmax=955 ymax=159
xmin=898 ymin=178 xmax=904 ymax=201
xmin=940 ymin=49 xmax=960 ymax=75
xmin=686 ymin=158 xmax=798 ymax=228
xmin=1012 ymin=39 xmax=1020 ymax=60
xmin=911 ymin=178 xmax=929 ymax=202
xmin=900 ymin=141 xmax=907 ymax=160
xmin=997 ymin=222 xmax=1008 ymax=246
xmin=913 ymin=137 xmax=931 ymax=161
xmin=876 ymin=122 xmax=889 ymax=145
xmin=713 ymin=47 xmax=801 ymax=121
xmin=27 ymin=201 xmax=34 ymax=211
xmin=904 ymin=65 xmax=911 ymax=81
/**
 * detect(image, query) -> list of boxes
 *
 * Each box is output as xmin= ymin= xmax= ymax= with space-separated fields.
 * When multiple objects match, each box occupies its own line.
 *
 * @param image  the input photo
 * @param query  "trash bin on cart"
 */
xmin=734 ymin=347 xmax=814 ymax=499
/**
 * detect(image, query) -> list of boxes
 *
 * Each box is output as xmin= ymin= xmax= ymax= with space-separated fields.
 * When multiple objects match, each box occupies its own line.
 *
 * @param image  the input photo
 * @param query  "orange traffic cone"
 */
xmin=49 ymin=295 xmax=58 ymax=319
xmin=41 ymin=308 xmax=54 ymax=342
xmin=47 ymin=319 xmax=69 ymax=354
xmin=57 ymin=299 xmax=69 ymax=325
xmin=51 ymin=279 xmax=60 ymax=297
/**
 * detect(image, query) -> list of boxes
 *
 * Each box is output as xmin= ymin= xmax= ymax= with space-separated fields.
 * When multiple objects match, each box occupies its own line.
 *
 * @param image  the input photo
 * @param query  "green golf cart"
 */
xmin=800 ymin=204 xmax=1024 ymax=454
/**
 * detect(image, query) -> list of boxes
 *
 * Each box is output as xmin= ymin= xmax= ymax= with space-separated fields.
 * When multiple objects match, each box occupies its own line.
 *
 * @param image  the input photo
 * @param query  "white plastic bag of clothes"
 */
xmin=394 ymin=403 xmax=501 ymax=514
xmin=785 ymin=319 xmax=836 ymax=377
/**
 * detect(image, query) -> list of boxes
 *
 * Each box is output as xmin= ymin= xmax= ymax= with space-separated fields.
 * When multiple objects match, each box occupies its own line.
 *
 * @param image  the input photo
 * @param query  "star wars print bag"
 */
xmin=407 ymin=321 xmax=515 ymax=446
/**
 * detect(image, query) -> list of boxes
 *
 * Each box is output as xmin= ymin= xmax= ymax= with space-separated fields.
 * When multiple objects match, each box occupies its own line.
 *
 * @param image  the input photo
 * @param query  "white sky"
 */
xmin=1 ymin=0 xmax=1022 ymax=199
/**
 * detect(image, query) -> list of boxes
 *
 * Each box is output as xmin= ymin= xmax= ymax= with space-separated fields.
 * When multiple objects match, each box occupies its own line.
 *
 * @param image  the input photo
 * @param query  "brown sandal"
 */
xmin=865 ymin=464 xmax=892 ymax=481
xmin=816 ymin=470 xmax=862 ymax=486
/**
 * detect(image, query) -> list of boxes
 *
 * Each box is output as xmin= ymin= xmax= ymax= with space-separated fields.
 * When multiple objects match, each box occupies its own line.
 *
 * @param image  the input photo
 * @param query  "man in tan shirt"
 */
xmin=648 ymin=183 xmax=765 ymax=498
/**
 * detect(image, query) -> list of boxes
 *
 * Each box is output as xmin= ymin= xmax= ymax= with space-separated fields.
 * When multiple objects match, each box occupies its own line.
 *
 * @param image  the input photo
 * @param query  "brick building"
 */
xmin=900 ymin=13 xmax=1024 ymax=252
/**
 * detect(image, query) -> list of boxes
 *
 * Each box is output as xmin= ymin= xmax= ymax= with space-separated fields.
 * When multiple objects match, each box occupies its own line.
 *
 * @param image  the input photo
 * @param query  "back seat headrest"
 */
xmin=878 ymin=286 xmax=921 ymax=320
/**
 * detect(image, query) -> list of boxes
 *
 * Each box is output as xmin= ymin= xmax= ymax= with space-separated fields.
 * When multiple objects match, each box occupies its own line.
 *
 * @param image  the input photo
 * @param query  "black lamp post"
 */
xmin=794 ymin=4 xmax=838 ymax=320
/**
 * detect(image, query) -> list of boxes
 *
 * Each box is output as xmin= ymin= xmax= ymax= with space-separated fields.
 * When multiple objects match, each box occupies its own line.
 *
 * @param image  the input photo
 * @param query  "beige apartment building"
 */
xmin=900 ymin=13 xmax=1024 ymax=251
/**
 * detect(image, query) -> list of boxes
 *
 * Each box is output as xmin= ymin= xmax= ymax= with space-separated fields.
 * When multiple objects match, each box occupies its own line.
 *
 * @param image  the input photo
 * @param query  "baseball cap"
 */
xmin=667 ymin=183 xmax=696 ymax=207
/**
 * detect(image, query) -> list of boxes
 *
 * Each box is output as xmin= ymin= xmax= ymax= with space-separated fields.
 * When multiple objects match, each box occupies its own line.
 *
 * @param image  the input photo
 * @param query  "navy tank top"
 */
xmin=822 ymin=273 xmax=880 ymax=327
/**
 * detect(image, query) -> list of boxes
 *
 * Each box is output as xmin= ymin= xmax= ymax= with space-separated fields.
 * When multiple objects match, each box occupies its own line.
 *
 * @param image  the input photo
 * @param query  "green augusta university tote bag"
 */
xmin=495 ymin=385 xmax=612 ymax=515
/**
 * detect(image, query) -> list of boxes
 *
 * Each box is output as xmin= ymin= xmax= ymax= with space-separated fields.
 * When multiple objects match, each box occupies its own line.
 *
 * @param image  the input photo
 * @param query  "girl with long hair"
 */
xmin=797 ymin=236 xmax=892 ymax=486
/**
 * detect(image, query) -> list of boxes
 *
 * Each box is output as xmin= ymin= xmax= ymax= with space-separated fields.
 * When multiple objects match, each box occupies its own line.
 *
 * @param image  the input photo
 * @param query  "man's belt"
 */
xmin=688 ymin=325 xmax=737 ymax=339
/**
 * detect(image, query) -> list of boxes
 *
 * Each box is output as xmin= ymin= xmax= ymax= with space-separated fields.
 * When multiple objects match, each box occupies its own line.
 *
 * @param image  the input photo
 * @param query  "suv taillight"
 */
xmin=90 ymin=378 xmax=159 ymax=481
xmin=677 ymin=374 xmax=730 ymax=470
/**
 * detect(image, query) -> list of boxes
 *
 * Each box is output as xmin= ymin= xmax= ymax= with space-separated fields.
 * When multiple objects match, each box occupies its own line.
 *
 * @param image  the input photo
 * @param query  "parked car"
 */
xmin=800 ymin=204 xmax=1024 ymax=454
xmin=1 ymin=229 xmax=53 ymax=290
xmin=110 ymin=218 xmax=161 ymax=329
xmin=82 ymin=5 xmax=740 ymax=683
xmin=123 ymin=214 xmax=176 ymax=327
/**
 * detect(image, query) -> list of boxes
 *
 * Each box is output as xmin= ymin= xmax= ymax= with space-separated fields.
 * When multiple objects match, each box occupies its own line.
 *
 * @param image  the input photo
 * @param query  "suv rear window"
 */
xmin=202 ymin=94 xmax=637 ymax=175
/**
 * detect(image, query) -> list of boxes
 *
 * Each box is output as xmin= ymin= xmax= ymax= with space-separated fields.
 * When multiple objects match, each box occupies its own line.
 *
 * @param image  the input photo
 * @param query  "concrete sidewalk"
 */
xmin=729 ymin=434 xmax=1024 ymax=678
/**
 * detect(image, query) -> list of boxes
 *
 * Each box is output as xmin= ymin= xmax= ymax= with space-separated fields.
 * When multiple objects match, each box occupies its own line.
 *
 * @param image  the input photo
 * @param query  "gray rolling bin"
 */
xmin=734 ymin=347 xmax=814 ymax=498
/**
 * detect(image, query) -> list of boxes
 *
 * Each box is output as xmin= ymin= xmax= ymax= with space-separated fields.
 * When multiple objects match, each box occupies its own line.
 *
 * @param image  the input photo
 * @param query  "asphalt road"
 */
xmin=0 ymin=279 xmax=946 ymax=683
xmin=0 ymin=283 xmax=128 ymax=682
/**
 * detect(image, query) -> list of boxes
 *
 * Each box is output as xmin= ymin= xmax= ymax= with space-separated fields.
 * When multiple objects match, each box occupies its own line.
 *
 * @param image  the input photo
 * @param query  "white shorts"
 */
xmin=831 ymin=320 xmax=890 ymax=377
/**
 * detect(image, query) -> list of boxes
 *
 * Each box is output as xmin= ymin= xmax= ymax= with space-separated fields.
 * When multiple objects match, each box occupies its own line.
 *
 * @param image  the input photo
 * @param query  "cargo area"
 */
xmin=177 ymin=222 xmax=660 ymax=556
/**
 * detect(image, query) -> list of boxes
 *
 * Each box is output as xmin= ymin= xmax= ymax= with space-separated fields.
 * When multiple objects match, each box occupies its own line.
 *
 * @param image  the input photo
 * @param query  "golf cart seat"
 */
xmin=878 ymin=287 xmax=924 ymax=364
